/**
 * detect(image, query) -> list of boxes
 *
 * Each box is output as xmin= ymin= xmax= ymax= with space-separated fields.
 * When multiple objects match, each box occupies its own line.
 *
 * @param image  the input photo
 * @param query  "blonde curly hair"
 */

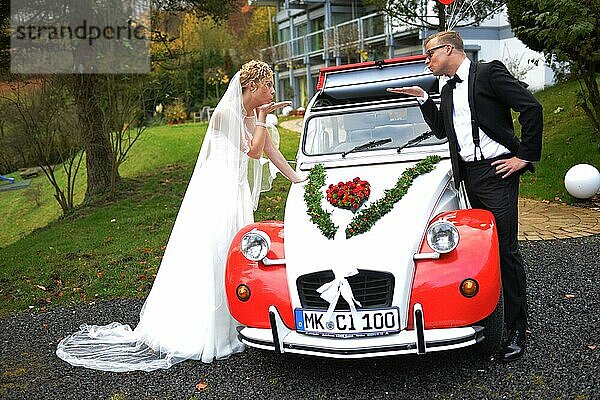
xmin=240 ymin=60 xmax=273 ymax=89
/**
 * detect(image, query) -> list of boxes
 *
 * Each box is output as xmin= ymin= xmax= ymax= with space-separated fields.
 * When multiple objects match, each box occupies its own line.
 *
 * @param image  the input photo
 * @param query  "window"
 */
xmin=303 ymin=106 xmax=445 ymax=155
xmin=280 ymin=27 xmax=291 ymax=43
xmin=294 ymin=24 xmax=308 ymax=55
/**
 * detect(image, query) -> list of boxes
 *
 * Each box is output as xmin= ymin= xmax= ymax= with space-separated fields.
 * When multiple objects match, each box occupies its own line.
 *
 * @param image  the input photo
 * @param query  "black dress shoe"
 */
xmin=501 ymin=329 xmax=526 ymax=362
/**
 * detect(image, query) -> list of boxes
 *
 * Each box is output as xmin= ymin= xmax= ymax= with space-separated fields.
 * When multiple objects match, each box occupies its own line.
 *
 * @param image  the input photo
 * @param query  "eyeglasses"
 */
xmin=425 ymin=44 xmax=450 ymax=59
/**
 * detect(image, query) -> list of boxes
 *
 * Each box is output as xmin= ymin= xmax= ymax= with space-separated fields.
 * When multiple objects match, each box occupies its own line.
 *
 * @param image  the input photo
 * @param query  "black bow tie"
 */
xmin=446 ymin=75 xmax=463 ymax=89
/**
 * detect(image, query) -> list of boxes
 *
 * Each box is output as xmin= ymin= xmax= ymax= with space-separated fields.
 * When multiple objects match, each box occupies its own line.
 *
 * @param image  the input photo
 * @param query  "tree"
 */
xmin=99 ymin=75 xmax=152 ymax=190
xmin=151 ymin=11 xmax=237 ymax=111
xmin=153 ymin=0 xmax=239 ymax=22
xmin=367 ymin=0 xmax=505 ymax=32
xmin=1 ymin=0 xmax=244 ymax=205
xmin=507 ymin=0 xmax=600 ymax=135
xmin=0 ymin=0 xmax=9 ymax=75
xmin=235 ymin=6 xmax=277 ymax=61
xmin=0 ymin=77 xmax=84 ymax=215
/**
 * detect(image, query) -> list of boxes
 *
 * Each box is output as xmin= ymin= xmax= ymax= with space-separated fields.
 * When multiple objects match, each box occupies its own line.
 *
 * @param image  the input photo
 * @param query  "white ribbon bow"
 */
xmin=317 ymin=267 xmax=363 ymax=322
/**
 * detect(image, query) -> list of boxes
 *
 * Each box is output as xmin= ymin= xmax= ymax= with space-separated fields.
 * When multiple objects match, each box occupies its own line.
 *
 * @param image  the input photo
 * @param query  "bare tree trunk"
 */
xmin=436 ymin=4 xmax=446 ymax=31
xmin=72 ymin=74 xmax=119 ymax=203
xmin=576 ymin=65 xmax=600 ymax=137
xmin=1 ymin=76 xmax=83 ymax=215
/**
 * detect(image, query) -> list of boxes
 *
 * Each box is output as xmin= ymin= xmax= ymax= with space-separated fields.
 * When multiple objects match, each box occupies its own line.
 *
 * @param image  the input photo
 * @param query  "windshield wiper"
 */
xmin=341 ymin=138 xmax=392 ymax=158
xmin=396 ymin=131 xmax=434 ymax=153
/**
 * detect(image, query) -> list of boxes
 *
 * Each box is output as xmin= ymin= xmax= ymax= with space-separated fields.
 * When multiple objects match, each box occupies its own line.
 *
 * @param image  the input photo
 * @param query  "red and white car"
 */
xmin=226 ymin=56 xmax=503 ymax=358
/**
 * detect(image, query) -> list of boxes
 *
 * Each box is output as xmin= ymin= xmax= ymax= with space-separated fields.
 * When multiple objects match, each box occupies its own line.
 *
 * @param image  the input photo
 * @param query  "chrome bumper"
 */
xmin=238 ymin=304 xmax=484 ymax=359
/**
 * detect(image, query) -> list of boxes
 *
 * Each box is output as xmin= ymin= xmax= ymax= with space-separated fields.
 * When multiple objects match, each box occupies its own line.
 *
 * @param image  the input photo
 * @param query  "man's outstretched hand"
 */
xmin=386 ymin=86 xmax=426 ymax=98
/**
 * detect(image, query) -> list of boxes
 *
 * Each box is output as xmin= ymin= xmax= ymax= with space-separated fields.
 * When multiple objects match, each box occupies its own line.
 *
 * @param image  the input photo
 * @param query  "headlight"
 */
xmin=240 ymin=229 xmax=271 ymax=261
xmin=426 ymin=220 xmax=459 ymax=253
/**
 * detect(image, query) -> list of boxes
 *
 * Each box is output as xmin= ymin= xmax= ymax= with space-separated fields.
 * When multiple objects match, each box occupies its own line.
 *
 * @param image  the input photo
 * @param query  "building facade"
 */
xmin=251 ymin=0 xmax=554 ymax=107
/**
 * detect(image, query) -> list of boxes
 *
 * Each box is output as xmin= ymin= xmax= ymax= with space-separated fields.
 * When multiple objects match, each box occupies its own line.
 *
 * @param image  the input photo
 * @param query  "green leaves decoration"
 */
xmin=304 ymin=155 xmax=441 ymax=240
xmin=345 ymin=155 xmax=441 ymax=238
xmin=304 ymin=164 xmax=338 ymax=239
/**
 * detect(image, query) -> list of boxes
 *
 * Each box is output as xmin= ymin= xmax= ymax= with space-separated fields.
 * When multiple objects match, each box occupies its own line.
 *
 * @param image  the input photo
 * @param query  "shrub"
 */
xmin=164 ymin=99 xmax=187 ymax=124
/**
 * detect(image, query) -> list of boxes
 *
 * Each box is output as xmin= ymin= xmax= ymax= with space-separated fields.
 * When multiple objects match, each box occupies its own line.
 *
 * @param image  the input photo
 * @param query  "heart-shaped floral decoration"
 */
xmin=326 ymin=177 xmax=371 ymax=213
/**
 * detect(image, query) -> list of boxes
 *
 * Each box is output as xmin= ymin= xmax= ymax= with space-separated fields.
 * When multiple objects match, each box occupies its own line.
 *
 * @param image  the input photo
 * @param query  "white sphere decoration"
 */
xmin=266 ymin=113 xmax=278 ymax=126
xmin=564 ymin=164 xmax=600 ymax=199
xmin=282 ymin=105 xmax=293 ymax=116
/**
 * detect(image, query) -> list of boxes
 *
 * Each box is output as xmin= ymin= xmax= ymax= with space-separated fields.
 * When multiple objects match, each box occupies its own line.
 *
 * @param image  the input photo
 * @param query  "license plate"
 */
xmin=294 ymin=307 xmax=401 ymax=338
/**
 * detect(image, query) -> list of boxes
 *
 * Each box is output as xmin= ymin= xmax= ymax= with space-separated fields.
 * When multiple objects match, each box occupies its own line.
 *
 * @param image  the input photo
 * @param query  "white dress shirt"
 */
xmin=419 ymin=58 xmax=511 ymax=162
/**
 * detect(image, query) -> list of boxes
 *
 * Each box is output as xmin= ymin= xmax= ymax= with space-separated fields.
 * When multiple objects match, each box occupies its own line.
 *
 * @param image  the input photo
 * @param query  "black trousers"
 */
xmin=461 ymin=156 xmax=528 ymax=332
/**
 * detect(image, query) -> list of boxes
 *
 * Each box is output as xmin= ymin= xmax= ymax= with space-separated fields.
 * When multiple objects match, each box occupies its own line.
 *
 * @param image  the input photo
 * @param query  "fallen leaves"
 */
xmin=196 ymin=380 xmax=208 ymax=391
xmin=565 ymin=294 xmax=576 ymax=299
xmin=52 ymin=275 xmax=64 ymax=287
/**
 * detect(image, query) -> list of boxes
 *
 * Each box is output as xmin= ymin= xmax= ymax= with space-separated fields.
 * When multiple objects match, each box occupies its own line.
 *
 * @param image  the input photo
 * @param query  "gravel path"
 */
xmin=1 ymin=235 xmax=598 ymax=400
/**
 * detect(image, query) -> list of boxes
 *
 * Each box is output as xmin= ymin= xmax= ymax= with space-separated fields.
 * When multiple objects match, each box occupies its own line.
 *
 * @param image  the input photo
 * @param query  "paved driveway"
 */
xmin=1 ymin=235 xmax=598 ymax=399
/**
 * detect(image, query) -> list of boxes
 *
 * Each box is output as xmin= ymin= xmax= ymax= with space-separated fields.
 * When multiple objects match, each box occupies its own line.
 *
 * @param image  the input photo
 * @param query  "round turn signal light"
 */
xmin=460 ymin=279 xmax=479 ymax=298
xmin=236 ymin=284 xmax=251 ymax=302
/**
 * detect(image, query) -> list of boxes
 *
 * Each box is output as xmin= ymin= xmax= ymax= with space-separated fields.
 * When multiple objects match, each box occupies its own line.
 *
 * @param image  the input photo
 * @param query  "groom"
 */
xmin=388 ymin=31 xmax=543 ymax=362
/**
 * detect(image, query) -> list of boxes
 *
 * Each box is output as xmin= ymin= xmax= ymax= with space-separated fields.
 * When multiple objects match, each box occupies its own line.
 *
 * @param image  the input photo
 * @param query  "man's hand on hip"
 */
xmin=491 ymin=157 xmax=528 ymax=178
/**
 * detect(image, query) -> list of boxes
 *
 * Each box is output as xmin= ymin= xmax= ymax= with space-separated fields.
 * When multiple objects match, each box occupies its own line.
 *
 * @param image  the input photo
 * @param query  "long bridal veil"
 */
xmin=56 ymin=72 xmax=268 ymax=371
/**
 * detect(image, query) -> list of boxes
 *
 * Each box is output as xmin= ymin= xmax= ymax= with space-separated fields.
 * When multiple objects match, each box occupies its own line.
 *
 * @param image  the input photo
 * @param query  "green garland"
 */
xmin=345 ymin=155 xmax=441 ymax=238
xmin=304 ymin=155 xmax=441 ymax=240
xmin=304 ymin=164 xmax=338 ymax=239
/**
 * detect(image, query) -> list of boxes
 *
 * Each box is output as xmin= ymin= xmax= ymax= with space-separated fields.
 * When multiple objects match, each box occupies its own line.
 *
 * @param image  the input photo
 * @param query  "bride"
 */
xmin=56 ymin=60 xmax=306 ymax=371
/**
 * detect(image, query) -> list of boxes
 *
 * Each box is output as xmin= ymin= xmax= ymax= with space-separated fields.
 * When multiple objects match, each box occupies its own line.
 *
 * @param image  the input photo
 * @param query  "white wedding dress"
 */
xmin=56 ymin=72 xmax=277 ymax=371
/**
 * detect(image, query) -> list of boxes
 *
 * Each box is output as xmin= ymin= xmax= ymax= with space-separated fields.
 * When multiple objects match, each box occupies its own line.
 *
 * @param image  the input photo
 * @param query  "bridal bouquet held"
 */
xmin=56 ymin=60 xmax=307 ymax=372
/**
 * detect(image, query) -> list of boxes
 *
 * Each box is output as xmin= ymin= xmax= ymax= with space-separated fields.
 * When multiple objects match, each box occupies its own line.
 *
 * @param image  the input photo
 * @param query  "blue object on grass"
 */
xmin=0 ymin=175 xmax=15 ymax=183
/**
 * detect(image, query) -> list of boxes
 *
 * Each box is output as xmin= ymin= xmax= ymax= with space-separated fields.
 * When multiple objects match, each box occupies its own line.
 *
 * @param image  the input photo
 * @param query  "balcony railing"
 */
xmin=260 ymin=12 xmax=388 ymax=64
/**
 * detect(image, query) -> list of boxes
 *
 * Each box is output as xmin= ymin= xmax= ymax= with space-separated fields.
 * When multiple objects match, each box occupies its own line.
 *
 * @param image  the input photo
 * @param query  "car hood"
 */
xmin=283 ymin=158 xmax=452 ymax=328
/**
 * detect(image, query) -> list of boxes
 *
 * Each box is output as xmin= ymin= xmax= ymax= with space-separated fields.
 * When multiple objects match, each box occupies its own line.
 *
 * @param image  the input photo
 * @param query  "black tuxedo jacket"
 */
xmin=420 ymin=60 xmax=543 ymax=187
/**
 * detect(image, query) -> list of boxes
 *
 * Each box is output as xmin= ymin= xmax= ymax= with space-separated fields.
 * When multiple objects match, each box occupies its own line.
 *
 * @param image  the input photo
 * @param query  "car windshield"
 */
xmin=303 ymin=105 xmax=445 ymax=156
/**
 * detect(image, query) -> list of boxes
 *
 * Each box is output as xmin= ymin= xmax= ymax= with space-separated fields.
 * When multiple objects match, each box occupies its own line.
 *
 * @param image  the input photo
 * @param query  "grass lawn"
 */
xmin=0 ymin=121 xmax=299 ymax=315
xmin=0 ymin=124 xmax=203 ymax=247
xmin=0 ymin=80 xmax=598 ymax=315
xmin=519 ymin=79 xmax=600 ymax=201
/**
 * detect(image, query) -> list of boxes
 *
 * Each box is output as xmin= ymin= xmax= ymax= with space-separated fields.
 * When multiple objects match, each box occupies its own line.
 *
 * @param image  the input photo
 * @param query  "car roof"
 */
xmin=314 ymin=55 xmax=437 ymax=106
